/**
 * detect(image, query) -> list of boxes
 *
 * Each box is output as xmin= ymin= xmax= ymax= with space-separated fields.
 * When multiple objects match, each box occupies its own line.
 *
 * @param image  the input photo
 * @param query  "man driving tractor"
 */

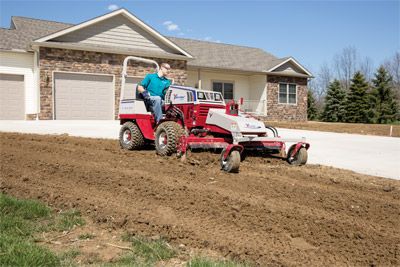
xmin=137 ymin=63 xmax=172 ymax=123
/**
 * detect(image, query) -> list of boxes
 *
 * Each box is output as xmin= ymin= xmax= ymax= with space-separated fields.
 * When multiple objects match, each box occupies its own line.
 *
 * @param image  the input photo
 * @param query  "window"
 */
xmin=197 ymin=91 xmax=205 ymax=100
xmin=213 ymin=82 xmax=234 ymax=100
xmin=279 ymin=83 xmax=297 ymax=104
xmin=214 ymin=93 xmax=222 ymax=101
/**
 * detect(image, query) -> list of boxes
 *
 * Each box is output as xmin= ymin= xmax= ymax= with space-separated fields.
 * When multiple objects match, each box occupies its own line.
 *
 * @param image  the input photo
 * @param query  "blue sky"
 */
xmin=1 ymin=0 xmax=399 ymax=74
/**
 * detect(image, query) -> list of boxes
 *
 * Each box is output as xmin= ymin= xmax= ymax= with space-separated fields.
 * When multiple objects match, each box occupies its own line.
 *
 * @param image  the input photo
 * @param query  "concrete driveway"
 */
xmin=1 ymin=120 xmax=399 ymax=180
xmin=278 ymin=128 xmax=399 ymax=180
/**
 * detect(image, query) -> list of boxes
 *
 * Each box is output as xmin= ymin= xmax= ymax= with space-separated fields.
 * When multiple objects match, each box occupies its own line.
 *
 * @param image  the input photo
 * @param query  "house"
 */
xmin=0 ymin=8 xmax=313 ymax=121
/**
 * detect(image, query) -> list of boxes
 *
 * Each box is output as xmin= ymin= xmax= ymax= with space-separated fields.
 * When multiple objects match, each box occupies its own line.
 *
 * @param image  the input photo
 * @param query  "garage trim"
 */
xmin=52 ymin=71 xmax=116 ymax=120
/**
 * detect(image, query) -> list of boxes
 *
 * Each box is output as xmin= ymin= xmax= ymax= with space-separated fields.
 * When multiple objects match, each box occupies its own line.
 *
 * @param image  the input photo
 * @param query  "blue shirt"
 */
xmin=140 ymin=73 xmax=171 ymax=99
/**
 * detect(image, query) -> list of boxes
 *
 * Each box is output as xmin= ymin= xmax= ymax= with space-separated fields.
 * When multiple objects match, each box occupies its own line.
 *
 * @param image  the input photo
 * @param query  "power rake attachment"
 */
xmin=118 ymin=56 xmax=310 ymax=173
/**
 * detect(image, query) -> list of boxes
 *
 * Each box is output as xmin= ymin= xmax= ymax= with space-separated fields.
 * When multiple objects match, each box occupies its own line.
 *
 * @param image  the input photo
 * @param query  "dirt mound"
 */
xmin=1 ymin=132 xmax=399 ymax=266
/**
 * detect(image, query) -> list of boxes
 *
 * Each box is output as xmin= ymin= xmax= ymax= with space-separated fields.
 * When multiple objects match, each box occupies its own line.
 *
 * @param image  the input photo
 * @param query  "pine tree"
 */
xmin=371 ymin=66 xmax=399 ymax=123
xmin=345 ymin=72 xmax=371 ymax=123
xmin=321 ymin=79 xmax=346 ymax=122
xmin=307 ymin=90 xmax=318 ymax=120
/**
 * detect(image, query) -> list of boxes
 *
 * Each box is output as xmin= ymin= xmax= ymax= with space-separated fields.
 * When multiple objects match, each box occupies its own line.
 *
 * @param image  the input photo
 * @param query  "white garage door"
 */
xmin=54 ymin=72 xmax=114 ymax=120
xmin=0 ymin=73 xmax=25 ymax=120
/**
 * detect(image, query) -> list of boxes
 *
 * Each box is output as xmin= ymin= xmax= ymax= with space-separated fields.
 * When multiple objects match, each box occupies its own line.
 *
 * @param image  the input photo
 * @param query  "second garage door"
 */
xmin=54 ymin=72 xmax=114 ymax=120
xmin=0 ymin=73 xmax=25 ymax=120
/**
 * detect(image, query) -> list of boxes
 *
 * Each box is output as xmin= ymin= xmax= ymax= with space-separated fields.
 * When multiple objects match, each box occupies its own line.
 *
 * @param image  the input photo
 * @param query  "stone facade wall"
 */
xmin=266 ymin=76 xmax=308 ymax=121
xmin=39 ymin=47 xmax=187 ymax=119
xmin=26 ymin=114 xmax=38 ymax=120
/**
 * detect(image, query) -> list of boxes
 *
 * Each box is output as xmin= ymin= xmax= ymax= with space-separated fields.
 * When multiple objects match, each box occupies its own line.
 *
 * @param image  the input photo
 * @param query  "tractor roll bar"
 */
xmin=120 ymin=56 xmax=160 ymax=101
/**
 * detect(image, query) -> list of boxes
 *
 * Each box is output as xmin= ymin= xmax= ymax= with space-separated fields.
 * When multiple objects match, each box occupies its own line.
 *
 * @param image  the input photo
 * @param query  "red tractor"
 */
xmin=119 ymin=56 xmax=309 ymax=172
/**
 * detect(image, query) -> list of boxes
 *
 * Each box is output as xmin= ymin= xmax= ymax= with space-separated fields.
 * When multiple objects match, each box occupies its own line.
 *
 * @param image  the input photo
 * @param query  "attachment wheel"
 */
xmin=220 ymin=148 xmax=241 ymax=173
xmin=287 ymin=146 xmax=308 ymax=165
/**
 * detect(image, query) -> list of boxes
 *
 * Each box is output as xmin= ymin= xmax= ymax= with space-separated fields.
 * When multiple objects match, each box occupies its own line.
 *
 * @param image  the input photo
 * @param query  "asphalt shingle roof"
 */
xmin=168 ymin=37 xmax=283 ymax=72
xmin=0 ymin=16 xmax=288 ymax=73
xmin=0 ymin=16 xmax=71 ymax=51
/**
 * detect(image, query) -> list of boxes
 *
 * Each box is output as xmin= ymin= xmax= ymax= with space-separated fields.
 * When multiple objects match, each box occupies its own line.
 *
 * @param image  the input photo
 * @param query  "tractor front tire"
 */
xmin=155 ymin=121 xmax=184 ymax=156
xmin=287 ymin=146 xmax=308 ymax=166
xmin=220 ymin=149 xmax=241 ymax=173
xmin=119 ymin=121 xmax=145 ymax=150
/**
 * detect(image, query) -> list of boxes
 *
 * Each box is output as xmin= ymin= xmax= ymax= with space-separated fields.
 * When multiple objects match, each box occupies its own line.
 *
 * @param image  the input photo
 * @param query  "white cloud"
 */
xmin=167 ymin=24 xmax=179 ymax=31
xmin=202 ymin=36 xmax=221 ymax=43
xmin=108 ymin=4 xmax=119 ymax=11
xmin=162 ymin=20 xmax=180 ymax=31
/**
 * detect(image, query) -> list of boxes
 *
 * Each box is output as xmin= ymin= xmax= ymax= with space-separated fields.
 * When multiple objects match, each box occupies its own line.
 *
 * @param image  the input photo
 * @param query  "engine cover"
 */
xmin=206 ymin=109 xmax=267 ymax=134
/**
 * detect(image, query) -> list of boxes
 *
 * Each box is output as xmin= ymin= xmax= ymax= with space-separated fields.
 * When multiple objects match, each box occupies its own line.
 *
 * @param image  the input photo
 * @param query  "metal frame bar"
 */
xmin=120 ymin=56 xmax=160 ymax=104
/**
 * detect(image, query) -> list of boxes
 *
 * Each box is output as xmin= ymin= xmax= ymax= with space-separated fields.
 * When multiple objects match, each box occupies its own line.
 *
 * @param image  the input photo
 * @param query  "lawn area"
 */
xmin=265 ymin=120 xmax=400 ymax=137
xmin=0 ymin=193 xmax=249 ymax=266
xmin=0 ymin=193 xmax=85 ymax=266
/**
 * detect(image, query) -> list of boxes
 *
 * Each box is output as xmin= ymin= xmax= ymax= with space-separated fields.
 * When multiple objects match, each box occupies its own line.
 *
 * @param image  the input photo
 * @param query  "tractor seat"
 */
xmin=136 ymin=91 xmax=167 ymax=114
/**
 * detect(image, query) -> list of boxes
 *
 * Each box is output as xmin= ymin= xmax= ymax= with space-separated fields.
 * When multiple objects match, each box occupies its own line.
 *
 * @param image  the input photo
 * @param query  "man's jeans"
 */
xmin=150 ymin=96 xmax=164 ymax=123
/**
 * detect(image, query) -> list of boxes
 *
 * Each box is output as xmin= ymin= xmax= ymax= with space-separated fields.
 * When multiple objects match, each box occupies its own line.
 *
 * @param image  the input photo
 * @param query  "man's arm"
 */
xmin=137 ymin=84 xmax=145 ymax=93
xmin=138 ymin=75 xmax=151 ymax=93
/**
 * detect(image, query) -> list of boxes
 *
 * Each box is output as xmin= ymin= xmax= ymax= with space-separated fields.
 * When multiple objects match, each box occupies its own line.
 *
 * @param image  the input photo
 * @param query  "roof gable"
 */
xmin=267 ymin=57 xmax=313 ymax=77
xmin=52 ymin=15 xmax=179 ymax=54
xmin=34 ymin=9 xmax=192 ymax=58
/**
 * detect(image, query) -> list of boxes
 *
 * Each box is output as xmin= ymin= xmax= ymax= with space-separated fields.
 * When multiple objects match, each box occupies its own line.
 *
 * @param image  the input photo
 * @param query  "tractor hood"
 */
xmin=206 ymin=109 xmax=267 ymax=134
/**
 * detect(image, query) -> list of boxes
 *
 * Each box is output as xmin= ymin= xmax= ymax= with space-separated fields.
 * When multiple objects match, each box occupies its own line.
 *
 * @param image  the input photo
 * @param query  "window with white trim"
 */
xmin=212 ymin=81 xmax=234 ymax=100
xmin=279 ymin=83 xmax=297 ymax=104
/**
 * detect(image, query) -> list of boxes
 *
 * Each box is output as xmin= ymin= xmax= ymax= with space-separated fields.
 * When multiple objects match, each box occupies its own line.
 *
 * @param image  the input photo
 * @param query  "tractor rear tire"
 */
xmin=220 ymin=149 xmax=241 ymax=173
xmin=119 ymin=121 xmax=145 ymax=150
xmin=287 ymin=146 xmax=308 ymax=166
xmin=155 ymin=121 xmax=184 ymax=156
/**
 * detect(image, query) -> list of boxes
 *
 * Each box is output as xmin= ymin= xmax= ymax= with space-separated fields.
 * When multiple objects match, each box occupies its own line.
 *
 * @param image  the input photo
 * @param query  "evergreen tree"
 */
xmin=371 ymin=66 xmax=399 ymax=123
xmin=345 ymin=72 xmax=371 ymax=123
xmin=307 ymin=90 xmax=318 ymax=120
xmin=321 ymin=79 xmax=346 ymax=122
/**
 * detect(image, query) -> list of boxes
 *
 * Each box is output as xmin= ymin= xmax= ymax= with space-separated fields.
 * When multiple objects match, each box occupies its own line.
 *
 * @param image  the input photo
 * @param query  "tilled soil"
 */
xmin=1 ymin=132 xmax=399 ymax=266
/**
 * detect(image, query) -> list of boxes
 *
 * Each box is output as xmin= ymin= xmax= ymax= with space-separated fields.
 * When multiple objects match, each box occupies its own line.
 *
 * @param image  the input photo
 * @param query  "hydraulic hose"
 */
xmin=265 ymin=125 xmax=278 ymax=137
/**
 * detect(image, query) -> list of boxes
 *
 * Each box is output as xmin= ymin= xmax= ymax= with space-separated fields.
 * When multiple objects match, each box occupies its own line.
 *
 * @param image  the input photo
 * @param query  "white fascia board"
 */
xmin=266 ymin=57 xmax=313 ymax=77
xmin=34 ymin=9 xmax=193 ymax=59
xmin=187 ymin=65 xmax=266 ymax=75
xmin=0 ymin=48 xmax=29 ymax=53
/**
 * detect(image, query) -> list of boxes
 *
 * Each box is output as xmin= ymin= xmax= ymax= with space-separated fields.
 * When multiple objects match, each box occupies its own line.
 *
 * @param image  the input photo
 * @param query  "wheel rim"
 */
xmin=221 ymin=150 xmax=229 ymax=168
xmin=221 ymin=157 xmax=228 ymax=166
xmin=158 ymin=131 xmax=168 ymax=149
xmin=288 ymin=147 xmax=295 ymax=163
xmin=123 ymin=129 xmax=131 ymax=144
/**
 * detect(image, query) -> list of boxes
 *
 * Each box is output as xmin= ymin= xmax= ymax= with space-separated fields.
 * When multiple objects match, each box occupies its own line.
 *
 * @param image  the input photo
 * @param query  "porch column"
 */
xmin=197 ymin=68 xmax=202 ymax=89
xmin=264 ymin=74 xmax=268 ymax=116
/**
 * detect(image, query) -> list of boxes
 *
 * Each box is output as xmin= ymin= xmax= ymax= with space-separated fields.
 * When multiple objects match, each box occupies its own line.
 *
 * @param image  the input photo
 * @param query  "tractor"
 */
xmin=118 ymin=56 xmax=309 ymax=173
